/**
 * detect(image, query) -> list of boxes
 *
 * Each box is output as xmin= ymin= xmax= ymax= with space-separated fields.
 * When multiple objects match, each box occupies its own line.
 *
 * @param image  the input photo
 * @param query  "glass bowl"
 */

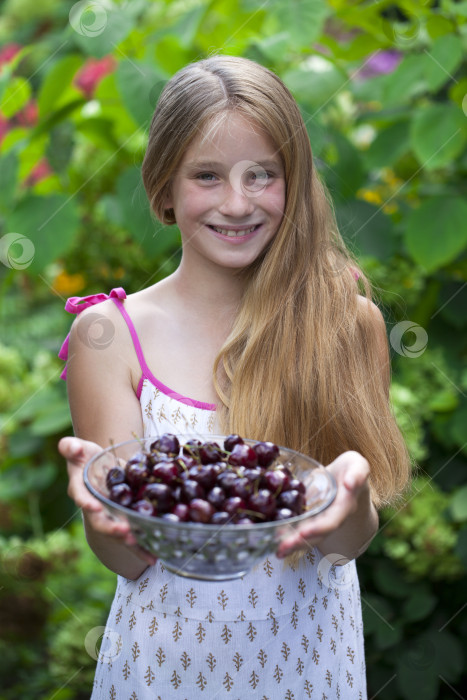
xmin=84 ymin=435 xmax=337 ymax=581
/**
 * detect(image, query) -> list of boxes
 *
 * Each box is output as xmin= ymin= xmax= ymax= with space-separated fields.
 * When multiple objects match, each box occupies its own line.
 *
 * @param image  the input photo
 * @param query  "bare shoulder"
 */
xmin=356 ymin=295 xmax=390 ymax=390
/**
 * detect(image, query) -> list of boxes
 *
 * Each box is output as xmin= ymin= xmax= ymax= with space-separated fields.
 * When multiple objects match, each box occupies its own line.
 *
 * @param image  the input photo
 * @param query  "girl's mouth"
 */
xmin=208 ymin=224 xmax=261 ymax=237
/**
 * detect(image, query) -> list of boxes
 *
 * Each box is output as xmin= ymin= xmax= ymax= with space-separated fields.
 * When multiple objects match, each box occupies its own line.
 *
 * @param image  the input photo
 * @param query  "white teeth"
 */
xmin=212 ymin=225 xmax=257 ymax=236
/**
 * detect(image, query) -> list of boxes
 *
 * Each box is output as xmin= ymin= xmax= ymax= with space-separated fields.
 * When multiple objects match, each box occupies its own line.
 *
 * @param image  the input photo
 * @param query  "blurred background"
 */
xmin=0 ymin=0 xmax=466 ymax=698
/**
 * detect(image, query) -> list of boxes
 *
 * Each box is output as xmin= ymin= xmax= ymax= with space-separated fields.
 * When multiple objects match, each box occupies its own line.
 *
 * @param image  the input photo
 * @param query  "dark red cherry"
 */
xmin=106 ymin=467 xmax=125 ymax=489
xmin=182 ymin=439 xmax=202 ymax=458
xmin=254 ymin=441 xmax=279 ymax=467
xmin=216 ymin=470 xmax=238 ymax=493
xmin=207 ymin=486 xmax=226 ymax=509
xmin=210 ymin=511 xmax=231 ymax=525
xmin=188 ymin=465 xmax=217 ymax=490
xmin=199 ymin=442 xmax=222 ymax=464
xmin=152 ymin=460 xmax=180 ymax=486
xmin=131 ymin=500 xmax=155 ymax=516
xmin=172 ymin=503 xmax=190 ymax=522
xmin=248 ymin=489 xmax=277 ymax=518
xmin=142 ymin=483 xmax=174 ymax=512
xmin=230 ymin=477 xmax=253 ymax=499
xmin=224 ymin=496 xmax=246 ymax=516
xmin=278 ymin=489 xmax=305 ymax=513
xmin=189 ymin=499 xmax=215 ymax=523
xmin=274 ymin=507 xmax=295 ymax=521
xmin=228 ymin=444 xmax=258 ymax=468
xmin=236 ymin=516 xmax=254 ymax=524
xmin=180 ymin=479 xmax=205 ymax=502
xmin=150 ymin=433 xmax=179 ymax=456
xmin=263 ymin=469 xmax=290 ymax=494
xmin=109 ymin=483 xmax=133 ymax=507
xmin=224 ymin=434 xmax=244 ymax=452
xmin=125 ymin=462 xmax=150 ymax=489
xmin=243 ymin=467 xmax=263 ymax=482
xmin=288 ymin=478 xmax=306 ymax=494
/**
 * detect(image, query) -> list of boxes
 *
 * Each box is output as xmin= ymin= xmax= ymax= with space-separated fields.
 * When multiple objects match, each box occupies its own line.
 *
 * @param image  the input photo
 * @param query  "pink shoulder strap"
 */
xmin=59 ymin=287 xmax=128 ymax=379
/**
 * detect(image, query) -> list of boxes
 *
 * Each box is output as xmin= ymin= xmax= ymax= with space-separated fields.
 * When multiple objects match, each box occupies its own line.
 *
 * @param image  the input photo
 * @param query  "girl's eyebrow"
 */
xmin=185 ymin=159 xmax=281 ymax=170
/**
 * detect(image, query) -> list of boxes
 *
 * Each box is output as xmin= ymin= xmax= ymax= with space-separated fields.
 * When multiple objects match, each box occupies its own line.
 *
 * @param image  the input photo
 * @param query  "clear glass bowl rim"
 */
xmin=84 ymin=435 xmax=337 ymax=531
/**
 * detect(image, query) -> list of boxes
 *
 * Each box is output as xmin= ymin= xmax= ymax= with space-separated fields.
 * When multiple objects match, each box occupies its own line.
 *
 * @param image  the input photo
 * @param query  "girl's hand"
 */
xmin=276 ymin=451 xmax=375 ymax=559
xmin=58 ymin=436 xmax=157 ymax=568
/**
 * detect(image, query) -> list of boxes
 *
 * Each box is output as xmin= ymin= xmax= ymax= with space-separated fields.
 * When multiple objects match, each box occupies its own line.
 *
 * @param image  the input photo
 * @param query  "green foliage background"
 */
xmin=0 ymin=1 xmax=466 ymax=698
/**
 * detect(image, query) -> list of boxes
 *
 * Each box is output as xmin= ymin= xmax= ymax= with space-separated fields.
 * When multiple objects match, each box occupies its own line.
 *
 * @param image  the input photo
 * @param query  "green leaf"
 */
xmin=0 ymin=76 xmax=31 ymax=118
xmin=424 ymin=35 xmax=464 ymax=92
xmin=116 ymin=60 xmax=167 ymax=128
xmin=402 ymin=590 xmax=437 ymax=622
xmin=0 ymin=152 xmax=19 ymax=213
xmin=405 ymin=197 xmax=467 ymax=272
xmin=364 ymin=120 xmax=410 ymax=170
xmin=37 ymin=54 xmax=83 ymax=117
xmin=450 ymin=485 xmax=467 ymax=522
xmin=410 ymin=103 xmax=466 ymax=170
xmin=336 ymin=200 xmax=396 ymax=260
xmin=0 ymin=463 xmax=57 ymax=499
xmin=272 ymin=0 xmax=329 ymax=45
xmin=69 ymin=2 xmax=136 ymax=58
xmin=283 ymin=59 xmax=347 ymax=106
xmin=116 ymin=168 xmax=180 ymax=259
xmin=31 ymin=402 xmax=71 ymax=436
xmin=322 ymin=131 xmax=366 ymax=202
xmin=6 ymin=194 xmax=80 ymax=274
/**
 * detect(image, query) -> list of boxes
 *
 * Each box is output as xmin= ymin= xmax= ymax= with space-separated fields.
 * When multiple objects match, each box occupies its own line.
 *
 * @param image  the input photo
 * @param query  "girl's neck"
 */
xmin=169 ymin=256 xmax=244 ymax=319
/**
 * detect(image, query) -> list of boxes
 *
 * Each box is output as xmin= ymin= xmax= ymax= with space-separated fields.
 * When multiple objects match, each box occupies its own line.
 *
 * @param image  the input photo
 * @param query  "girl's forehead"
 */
xmin=183 ymin=112 xmax=280 ymax=163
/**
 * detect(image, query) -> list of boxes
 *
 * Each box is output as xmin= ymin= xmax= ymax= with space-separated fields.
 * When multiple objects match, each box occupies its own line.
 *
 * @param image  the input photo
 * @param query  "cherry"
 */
xmin=131 ymin=500 xmax=155 ymax=516
xmin=199 ymin=442 xmax=222 ymax=464
xmin=182 ymin=439 xmax=202 ymax=458
xmin=142 ymin=483 xmax=174 ymax=512
xmin=228 ymin=444 xmax=258 ymax=468
xmin=224 ymin=434 xmax=244 ymax=452
xmin=188 ymin=465 xmax=217 ymax=490
xmin=109 ymin=483 xmax=133 ymax=507
xmin=153 ymin=460 xmax=180 ymax=486
xmin=189 ymin=499 xmax=215 ymax=523
xmin=248 ymin=489 xmax=277 ymax=518
xmin=106 ymin=467 xmax=125 ymax=489
xmin=274 ymin=507 xmax=295 ymax=521
xmin=171 ymin=503 xmax=190 ymax=522
xmin=288 ymin=477 xmax=306 ymax=494
xmin=150 ymin=433 xmax=179 ymax=456
xmin=207 ymin=486 xmax=226 ymax=509
xmin=211 ymin=511 xmax=231 ymax=525
xmin=254 ymin=441 xmax=279 ymax=467
xmin=224 ymin=496 xmax=246 ymax=516
xmin=230 ymin=477 xmax=253 ymax=499
xmin=125 ymin=462 xmax=150 ymax=489
xmin=263 ymin=469 xmax=290 ymax=494
xmin=180 ymin=479 xmax=205 ymax=502
xmin=278 ymin=489 xmax=305 ymax=513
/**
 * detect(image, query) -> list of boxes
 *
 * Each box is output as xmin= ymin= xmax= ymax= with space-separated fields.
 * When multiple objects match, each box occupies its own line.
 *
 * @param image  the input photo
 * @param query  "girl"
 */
xmin=59 ymin=54 xmax=410 ymax=699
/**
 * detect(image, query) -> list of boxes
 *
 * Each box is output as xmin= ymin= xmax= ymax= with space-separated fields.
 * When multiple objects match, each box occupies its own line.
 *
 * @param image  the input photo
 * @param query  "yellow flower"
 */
xmin=357 ymin=188 xmax=383 ymax=205
xmin=52 ymin=271 xmax=86 ymax=295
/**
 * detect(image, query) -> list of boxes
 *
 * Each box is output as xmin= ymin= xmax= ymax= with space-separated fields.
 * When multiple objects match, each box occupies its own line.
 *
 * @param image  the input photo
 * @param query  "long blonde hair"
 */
xmin=141 ymin=55 xmax=411 ymax=508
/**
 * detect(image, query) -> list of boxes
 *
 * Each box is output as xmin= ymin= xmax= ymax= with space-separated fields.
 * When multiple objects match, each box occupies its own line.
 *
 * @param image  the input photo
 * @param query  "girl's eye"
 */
xmin=197 ymin=173 xmax=217 ymax=182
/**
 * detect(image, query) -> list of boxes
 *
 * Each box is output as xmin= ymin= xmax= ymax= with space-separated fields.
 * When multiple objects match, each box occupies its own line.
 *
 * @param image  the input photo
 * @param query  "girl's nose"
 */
xmin=218 ymin=183 xmax=255 ymax=217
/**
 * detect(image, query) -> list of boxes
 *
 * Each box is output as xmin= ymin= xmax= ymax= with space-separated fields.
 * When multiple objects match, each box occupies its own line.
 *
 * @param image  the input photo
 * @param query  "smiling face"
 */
xmin=165 ymin=112 xmax=286 ymax=272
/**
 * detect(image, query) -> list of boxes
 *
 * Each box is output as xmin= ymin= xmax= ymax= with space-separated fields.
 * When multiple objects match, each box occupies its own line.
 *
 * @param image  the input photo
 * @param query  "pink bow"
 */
xmin=58 ymin=287 xmax=126 ymax=379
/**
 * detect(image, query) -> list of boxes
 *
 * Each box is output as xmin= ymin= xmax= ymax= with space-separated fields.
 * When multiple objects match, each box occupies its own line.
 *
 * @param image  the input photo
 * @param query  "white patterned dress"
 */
xmin=90 ymin=381 xmax=367 ymax=700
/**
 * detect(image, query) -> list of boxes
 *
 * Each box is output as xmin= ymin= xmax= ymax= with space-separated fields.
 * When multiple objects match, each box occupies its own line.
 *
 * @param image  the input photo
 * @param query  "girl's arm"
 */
xmin=58 ymin=301 xmax=156 ymax=580
xmin=277 ymin=298 xmax=388 ymax=562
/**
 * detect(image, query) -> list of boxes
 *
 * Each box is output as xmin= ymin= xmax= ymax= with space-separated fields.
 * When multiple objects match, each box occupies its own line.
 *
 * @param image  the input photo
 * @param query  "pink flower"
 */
xmin=0 ymin=43 xmax=22 ymax=68
xmin=15 ymin=99 xmax=38 ymax=127
xmin=0 ymin=114 xmax=10 ymax=144
xmin=74 ymin=56 xmax=116 ymax=98
xmin=357 ymin=50 xmax=402 ymax=80
xmin=24 ymin=158 xmax=53 ymax=187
